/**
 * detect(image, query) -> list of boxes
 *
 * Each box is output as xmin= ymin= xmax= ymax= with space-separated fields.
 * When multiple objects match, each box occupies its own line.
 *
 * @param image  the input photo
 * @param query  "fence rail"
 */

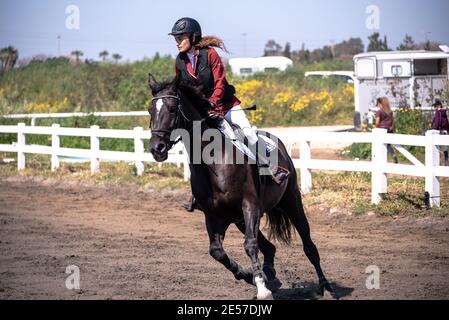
xmin=0 ymin=123 xmax=190 ymax=181
xmin=2 ymin=111 xmax=148 ymax=126
xmin=1 ymin=124 xmax=448 ymax=207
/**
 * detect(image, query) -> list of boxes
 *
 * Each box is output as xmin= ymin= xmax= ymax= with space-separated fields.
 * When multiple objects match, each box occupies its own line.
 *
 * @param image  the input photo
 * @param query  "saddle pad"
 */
xmin=218 ymin=122 xmax=277 ymax=161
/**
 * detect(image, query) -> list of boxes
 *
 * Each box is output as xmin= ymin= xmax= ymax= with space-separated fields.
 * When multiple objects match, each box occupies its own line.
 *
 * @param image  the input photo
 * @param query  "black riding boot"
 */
xmin=444 ymin=151 xmax=448 ymax=166
xmin=182 ymin=194 xmax=196 ymax=212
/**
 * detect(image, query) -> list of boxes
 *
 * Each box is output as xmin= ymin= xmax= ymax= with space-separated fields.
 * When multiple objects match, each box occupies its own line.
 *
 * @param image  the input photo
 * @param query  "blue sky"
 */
xmin=0 ymin=0 xmax=448 ymax=61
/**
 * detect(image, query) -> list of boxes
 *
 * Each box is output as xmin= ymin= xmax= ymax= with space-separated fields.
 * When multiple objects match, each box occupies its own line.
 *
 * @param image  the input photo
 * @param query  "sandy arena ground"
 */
xmin=1 ymin=176 xmax=448 ymax=300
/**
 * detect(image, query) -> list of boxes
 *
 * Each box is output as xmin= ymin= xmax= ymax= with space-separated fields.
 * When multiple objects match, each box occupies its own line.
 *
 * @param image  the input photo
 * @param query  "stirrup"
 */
xmin=270 ymin=166 xmax=290 ymax=185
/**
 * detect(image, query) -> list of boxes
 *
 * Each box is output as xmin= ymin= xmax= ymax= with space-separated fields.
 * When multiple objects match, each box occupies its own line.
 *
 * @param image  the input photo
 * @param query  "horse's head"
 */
xmin=148 ymin=73 xmax=212 ymax=162
xmin=147 ymin=73 xmax=181 ymax=162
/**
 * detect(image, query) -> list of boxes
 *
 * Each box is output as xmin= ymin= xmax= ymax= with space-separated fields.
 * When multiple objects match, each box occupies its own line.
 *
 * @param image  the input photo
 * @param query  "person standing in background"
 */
xmin=375 ymin=97 xmax=399 ymax=164
xmin=432 ymin=99 xmax=449 ymax=166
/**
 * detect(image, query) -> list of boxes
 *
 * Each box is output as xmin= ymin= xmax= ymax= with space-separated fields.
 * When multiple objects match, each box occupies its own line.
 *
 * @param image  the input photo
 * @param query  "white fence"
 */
xmin=2 ymin=111 xmax=148 ymax=126
xmin=288 ymin=128 xmax=449 ymax=208
xmin=0 ymin=123 xmax=190 ymax=181
xmin=0 ymin=124 xmax=448 ymax=208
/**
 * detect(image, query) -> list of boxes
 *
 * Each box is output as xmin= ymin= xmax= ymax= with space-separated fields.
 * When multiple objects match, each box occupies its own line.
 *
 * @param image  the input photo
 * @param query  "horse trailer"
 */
xmin=229 ymin=56 xmax=293 ymax=77
xmin=353 ymin=48 xmax=449 ymax=129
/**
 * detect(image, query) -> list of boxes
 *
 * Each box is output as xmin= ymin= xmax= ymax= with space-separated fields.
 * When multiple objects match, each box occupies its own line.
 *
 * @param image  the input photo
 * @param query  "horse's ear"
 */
xmin=148 ymin=73 xmax=159 ymax=94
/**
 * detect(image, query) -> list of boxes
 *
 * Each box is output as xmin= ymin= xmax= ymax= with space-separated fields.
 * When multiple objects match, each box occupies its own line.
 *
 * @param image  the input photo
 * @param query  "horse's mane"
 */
xmin=152 ymin=79 xmax=211 ymax=117
xmin=178 ymin=82 xmax=211 ymax=115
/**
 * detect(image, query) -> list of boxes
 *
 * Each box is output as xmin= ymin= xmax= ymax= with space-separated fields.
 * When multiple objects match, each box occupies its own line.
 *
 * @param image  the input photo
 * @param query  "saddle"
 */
xmin=217 ymin=119 xmax=277 ymax=161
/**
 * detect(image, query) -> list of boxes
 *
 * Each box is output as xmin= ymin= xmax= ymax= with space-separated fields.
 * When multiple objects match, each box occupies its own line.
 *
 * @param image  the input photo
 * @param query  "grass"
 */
xmin=303 ymin=171 xmax=449 ymax=217
xmin=1 ymin=153 xmax=448 ymax=217
xmin=0 ymin=153 xmax=189 ymax=191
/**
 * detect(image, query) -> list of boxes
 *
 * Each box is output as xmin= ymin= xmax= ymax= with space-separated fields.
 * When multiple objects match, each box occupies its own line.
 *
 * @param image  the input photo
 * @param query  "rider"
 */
xmin=169 ymin=17 xmax=289 ymax=211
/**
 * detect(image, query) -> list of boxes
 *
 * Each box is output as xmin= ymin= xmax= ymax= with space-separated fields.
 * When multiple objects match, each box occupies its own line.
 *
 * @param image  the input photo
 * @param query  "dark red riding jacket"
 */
xmin=175 ymin=47 xmax=240 ymax=115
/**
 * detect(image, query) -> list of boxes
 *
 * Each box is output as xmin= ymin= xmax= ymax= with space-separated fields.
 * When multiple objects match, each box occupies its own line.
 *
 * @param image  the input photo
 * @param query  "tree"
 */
xmin=283 ymin=42 xmax=291 ymax=59
xmin=71 ymin=50 xmax=84 ymax=63
xmin=367 ymin=32 xmax=390 ymax=52
xmin=264 ymin=40 xmax=282 ymax=56
xmin=397 ymin=34 xmax=416 ymax=51
xmin=333 ymin=38 xmax=364 ymax=59
xmin=99 ymin=50 xmax=109 ymax=61
xmin=383 ymin=35 xmax=389 ymax=51
xmin=112 ymin=53 xmax=122 ymax=63
xmin=0 ymin=46 xmax=19 ymax=71
xmin=292 ymin=43 xmax=310 ymax=64
xmin=310 ymin=46 xmax=333 ymax=63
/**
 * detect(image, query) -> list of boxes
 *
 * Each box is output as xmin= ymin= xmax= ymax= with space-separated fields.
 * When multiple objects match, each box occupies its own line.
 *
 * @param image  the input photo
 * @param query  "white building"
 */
xmin=229 ymin=56 xmax=293 ymax=76
xmin=353 ymin=47 xmax=449 ymax=129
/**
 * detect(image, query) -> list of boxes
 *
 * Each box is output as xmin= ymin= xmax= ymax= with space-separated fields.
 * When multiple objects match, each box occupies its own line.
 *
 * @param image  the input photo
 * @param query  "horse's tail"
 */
xmin=266 ymin=206 xmax=292 ymax=245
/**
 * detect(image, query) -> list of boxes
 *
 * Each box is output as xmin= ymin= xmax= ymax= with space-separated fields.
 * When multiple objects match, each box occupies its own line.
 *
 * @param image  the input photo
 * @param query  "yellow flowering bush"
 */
xmin=343 ymin=84 xmax=355 ymax=98
xmin=235 ymin=80 xmax=265 ymax=123
xmin=25 ymin=97 xmax=69 ymax=113
xmin=232 ymin=77 xmax=354 ymax=126
xmin=290 ymin=95 xmax=311 ymax=112
xmin=319 ymin=95 xmax=335 ymax=114
xmin=273 ymin=91 xmax=294 ymax=106
xmin=234 ymin=80 xmax=263 ymax=107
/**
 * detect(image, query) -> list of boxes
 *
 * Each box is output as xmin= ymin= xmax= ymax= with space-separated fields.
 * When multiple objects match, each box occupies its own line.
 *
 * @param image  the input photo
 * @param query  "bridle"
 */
xmin=150 ymin=93 xmax=204 ymax=148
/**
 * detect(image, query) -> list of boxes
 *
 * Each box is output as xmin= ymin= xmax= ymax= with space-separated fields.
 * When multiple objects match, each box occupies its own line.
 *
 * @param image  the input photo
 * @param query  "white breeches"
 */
xmin=224 ymin=105 xmax=258 ymax=145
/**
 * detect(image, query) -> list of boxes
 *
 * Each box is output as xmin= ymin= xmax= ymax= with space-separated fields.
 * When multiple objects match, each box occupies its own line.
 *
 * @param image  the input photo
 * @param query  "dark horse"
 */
xmin=147 ymin=73 xmax=335 ymax=299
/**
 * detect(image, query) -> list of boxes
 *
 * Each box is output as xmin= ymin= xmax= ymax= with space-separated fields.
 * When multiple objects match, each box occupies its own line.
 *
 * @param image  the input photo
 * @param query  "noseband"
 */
xmin=150 ymin=94 xmax=198 ymax=148
xmin=150 ymin=95 xmax=181 ymax=149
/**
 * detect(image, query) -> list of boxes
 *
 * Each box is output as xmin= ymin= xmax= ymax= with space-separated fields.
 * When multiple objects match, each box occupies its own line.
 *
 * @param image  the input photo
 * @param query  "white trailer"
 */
xmin=353 ymin=48 xmax=449 ymax=129
xmin=229 ymin=56 xmax=293 ymax=76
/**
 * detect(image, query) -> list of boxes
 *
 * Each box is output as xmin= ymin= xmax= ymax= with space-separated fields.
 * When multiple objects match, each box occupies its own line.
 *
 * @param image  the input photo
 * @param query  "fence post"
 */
xmin=425 ymin=130 xmax=440 ymax=208
xmin=299 ymin=137 xmax=312 ymax=193
xmin=17 ymin=122 xmax=26 ymax=170
xmin=371 ymin=128 xmax=388 ymax=204
xmin=51 ymin=124 xmax=60 ymax=172
xmin=133 ymin=127 xmax=145 ymax=176
xmin=181 ymin=145 xmax=190 ymax=182
xmin=90 ymin=125 xmax=100 ymax=174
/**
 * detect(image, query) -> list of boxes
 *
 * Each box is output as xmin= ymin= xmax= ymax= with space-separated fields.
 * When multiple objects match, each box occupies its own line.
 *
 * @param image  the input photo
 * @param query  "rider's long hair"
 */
xmin=195 ymin=35 xmax=229 ymax=53
xmin=377 ymin=97 xmax=392 ymax=114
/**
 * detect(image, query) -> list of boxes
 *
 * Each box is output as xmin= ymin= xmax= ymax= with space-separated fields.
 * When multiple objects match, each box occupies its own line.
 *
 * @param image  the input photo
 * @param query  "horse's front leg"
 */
xmin=205 ymin=215 xmax=253 ymax=285
xmin=235 ymin=221 xmax=281 ymax=293
xmin=242 ymin=199 xmax=273 ymax=300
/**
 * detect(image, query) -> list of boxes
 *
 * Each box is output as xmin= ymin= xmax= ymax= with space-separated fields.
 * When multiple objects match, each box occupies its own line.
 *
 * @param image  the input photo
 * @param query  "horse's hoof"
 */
xmin=318 ymin=281 xmax=339 ymax=300
xmin=255 ymin=275 xmax=273 ymax=300
xmin=266 ymin=278 xmax=282 ymax=292
xmin=322 ymin=289 xmax=334 ymax=300
xmin=256 ymin=289 xmax=273 ymax=300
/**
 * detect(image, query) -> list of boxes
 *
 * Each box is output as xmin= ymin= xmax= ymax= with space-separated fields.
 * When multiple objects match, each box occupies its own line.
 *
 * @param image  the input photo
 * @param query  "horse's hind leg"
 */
xmin=278 ymin=184 xmax=337 ymax=298
xmin=235 ymin=221 xmax=282 ymax=292
xmin=205 ymin=215 xmax=253 ymax=285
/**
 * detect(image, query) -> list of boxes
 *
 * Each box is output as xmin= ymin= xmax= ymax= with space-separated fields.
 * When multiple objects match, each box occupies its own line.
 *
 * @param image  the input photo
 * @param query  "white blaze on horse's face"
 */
xmin=155 ymin=99 xmax=164 ymax=119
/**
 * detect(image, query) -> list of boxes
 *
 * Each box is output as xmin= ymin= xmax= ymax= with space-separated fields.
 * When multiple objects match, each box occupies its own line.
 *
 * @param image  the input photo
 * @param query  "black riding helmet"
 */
xmin=169 ymin=17 xmax=202 ymax=45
